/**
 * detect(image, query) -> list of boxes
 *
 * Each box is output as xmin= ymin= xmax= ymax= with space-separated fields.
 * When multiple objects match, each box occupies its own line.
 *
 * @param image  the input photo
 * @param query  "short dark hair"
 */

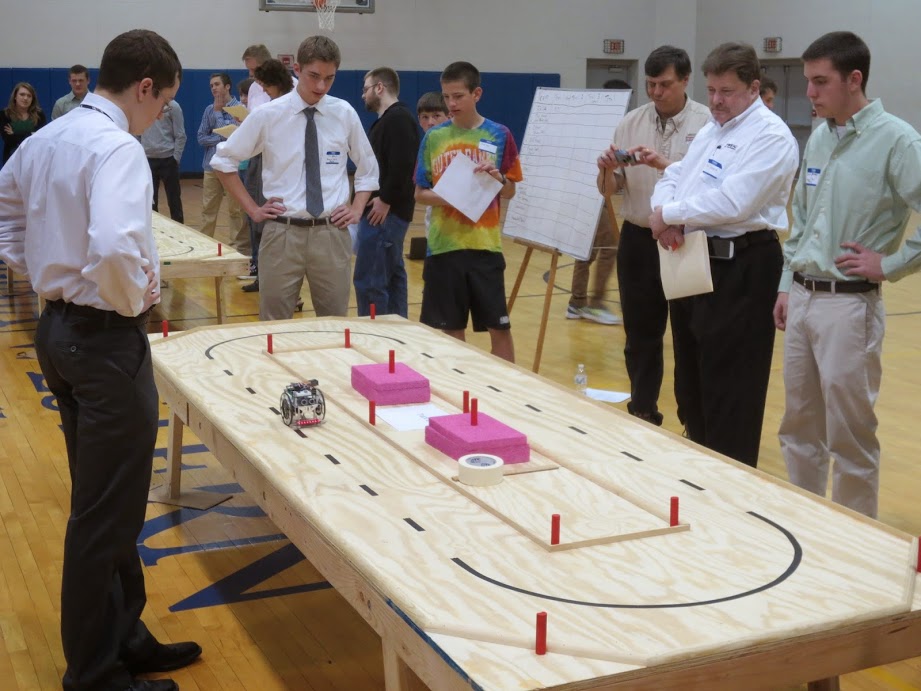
xmin=603 ymin=79 xmax=631 ymax=90
xmin=96 ymin=30 xmax=181 ymax=95
xmin=69 ymin=64 xmax=89 ymax=78
xmin=802 ymin=31 xmax=870 ymax=94
xmin=297 ymin=35 xmax=341 ymax=68
xmin=701 ymin=42 xmax=760 ymax=86
xmin=254 ymin=60 xmax=294 ymax=95
xmin=364 ymin=67 xmax=400 ymax=96
xmin=441 ymin=61 xmax=480 ymax=91
xmin=417 ymin=91 xmax=448 ymax=115
xmin=237 ymin=77 xmax=254 ymax=96
xmin=759 ymin=75 xmax=778 ymax=96
xmin=645 ymin=45 xmax=691 ymax=80
xmin=241 ymin=44 xmax=272 ymax=65
xmin=210 ymin=72 xmax=232 ymax=88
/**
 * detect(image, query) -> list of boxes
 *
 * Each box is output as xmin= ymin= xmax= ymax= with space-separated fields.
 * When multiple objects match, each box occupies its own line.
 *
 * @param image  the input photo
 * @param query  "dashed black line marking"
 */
xmin=525 ymin=404 xmax=542 ymax=412
xmin=223 ymin=369 xmax=233 ymax=376
xmin=295 ymin=429 xmax=307 ymax=438
xmin=680 ymin=479 xmax=705 ymax=491
xmin=621 ymin=451 xmax=644 ymax=462
xmin=325 ymin=453 xmax=340 ymax=465
xmin=421 ymin=352 xmax=433 ymax=359
xmin=569 ymin=426 xmax=587 ymax=435
xmin=360 ymin=484 xmax=378 ymax=496
xmin=269 ymin=407 xmax=280 ymax=415
xmin=246 ymin=387 xmax=256 ymax=394
xmin=452 ymin=368 xmax=465 ymax=375
xmin=404 ymin=518 xmax=425 ymax=532
xmin=487 ymin=385 xmax=501 ymax=392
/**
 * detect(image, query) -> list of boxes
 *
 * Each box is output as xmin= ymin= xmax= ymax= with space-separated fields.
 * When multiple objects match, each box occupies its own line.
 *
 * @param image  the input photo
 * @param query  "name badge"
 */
xmin=478 ymin=140 xmax=498 ymax=154
xmin=805 ymin=167 xmax=821 ymax=186
xmin=702 ymin=158 xmax=723 ymax=180
xmin=325 ymin=150 xmax=341 ymax=165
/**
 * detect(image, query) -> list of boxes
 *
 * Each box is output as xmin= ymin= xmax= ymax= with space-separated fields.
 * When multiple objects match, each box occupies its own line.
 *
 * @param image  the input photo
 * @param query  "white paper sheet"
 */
xmin=584 ymin=388 xmax=631 ymax=403
xmin=377 ymin=403 xmax=448 ymax=432
xmin=213 ymin=124 xmax=238 ymax=138
xmin=432 ymin=153 xmax=504 ymax=223
xmin=658 ymin=230 xmax=714 ymax=300
xmin=223 ymin=105 xmax=249 ymax=122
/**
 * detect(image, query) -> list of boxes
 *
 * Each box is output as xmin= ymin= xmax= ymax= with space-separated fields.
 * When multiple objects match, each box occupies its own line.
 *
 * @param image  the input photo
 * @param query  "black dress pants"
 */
xmin=668 ymin=237 xmax=782 ymax=467
xmin=148 ymin=156 xmax=184 ymax=223
xmin=616 ymin=220 xmax=669 ymax=420
xmin=35 ymin=302 xmax=160 ymax=691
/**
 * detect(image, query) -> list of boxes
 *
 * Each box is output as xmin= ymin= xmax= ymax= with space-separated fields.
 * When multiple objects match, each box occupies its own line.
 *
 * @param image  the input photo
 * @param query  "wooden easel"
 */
xmin=506 ymin=196 xmax=619 ymax=375
xmin=506 ymin=238 xmax=560 ymax=374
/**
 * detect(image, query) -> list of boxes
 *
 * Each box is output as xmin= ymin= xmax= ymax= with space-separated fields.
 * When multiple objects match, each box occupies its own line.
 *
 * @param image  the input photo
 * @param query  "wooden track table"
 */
xmin=153 ymin=212 xmax=249 ymax=324
xmin=151 ymin=317 xmax=921 ymax=691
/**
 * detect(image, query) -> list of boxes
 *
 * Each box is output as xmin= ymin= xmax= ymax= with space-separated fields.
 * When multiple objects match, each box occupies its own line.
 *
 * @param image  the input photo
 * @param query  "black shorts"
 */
xmin=420 ymin=250 xmax=511 ymax=332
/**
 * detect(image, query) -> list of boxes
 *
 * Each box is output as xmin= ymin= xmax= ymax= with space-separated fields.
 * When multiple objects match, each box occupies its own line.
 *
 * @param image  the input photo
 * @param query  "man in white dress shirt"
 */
xmin=0 ymin=30 xmax=200 ymax=691
xmin=649 ymin=42 xmax=798 ymax=468
xmin=212 ymin=35 xmax=379 ymax=320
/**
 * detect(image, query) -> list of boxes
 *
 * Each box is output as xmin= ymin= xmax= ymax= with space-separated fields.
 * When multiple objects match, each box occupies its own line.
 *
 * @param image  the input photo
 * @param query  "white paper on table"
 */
xmin=377 ymin=403 xmax=448 ymax=431
xmin=658 ymin=230 xmax=714 ymax=300
xmin=432 ymin=153 xmax=504 ymax=223
xmin=584 ymin=388 xmax=631 ymax=403
xmin=213 ymin=124 xmax=238 ymax=138
xmin=223 ymin=105 xmax=249 ymax=122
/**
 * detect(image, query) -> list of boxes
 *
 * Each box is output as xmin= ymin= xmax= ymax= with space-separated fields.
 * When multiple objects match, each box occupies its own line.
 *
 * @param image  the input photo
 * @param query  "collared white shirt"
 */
xmin=0 ymin=92 xmax=158 ymax=316
xmin=247 ymin=82 xmax=271 ymax=112
xmin=651 ymin=98 xmax=798 ymax=238
xmin=612 ymin=98 xmax=710 ymax=226
xmin=211 ymin=89 xmax=378 ymax=218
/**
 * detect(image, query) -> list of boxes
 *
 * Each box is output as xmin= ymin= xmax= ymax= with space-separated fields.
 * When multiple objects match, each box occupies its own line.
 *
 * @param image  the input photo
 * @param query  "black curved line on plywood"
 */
xmin=203 ymin=329 xmax=407 ymax=359
xmin=451 ymin=511 xmax=802 ymax=609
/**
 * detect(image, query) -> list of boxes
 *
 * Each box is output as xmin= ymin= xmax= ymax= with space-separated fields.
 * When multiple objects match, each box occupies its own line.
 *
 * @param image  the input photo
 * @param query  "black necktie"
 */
xmin=303 ymin=107 xmax=324 ymax=218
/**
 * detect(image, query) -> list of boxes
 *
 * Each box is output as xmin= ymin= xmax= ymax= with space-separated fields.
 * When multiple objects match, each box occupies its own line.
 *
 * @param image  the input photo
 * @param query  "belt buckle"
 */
xmin=802 ymin=277 xmax=816 ymax=292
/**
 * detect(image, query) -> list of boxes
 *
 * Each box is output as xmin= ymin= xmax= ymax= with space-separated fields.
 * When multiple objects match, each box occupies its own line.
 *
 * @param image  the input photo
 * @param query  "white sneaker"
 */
xmin=580 ymin=307 xmax=622 ymax=325
xmin=565 ymin=305 xmax=583 ymax=320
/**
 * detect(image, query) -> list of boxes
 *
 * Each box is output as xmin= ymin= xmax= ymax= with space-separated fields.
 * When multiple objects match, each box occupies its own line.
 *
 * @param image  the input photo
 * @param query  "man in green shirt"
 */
xmin=773 ymin=31 xmax=921 ymax=519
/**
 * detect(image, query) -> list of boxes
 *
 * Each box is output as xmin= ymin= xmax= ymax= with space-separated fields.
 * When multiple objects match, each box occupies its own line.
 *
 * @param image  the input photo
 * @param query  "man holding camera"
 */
xmin=596 ymin=45 xmax=709 ymax=426
xmin=649 ymin=42 xmax=798 ymax=467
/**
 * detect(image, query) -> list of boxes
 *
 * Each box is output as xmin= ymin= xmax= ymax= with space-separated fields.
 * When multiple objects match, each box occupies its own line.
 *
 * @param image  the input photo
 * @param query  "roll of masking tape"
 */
xmin=458 ymin=454 xmax=504 ymax=487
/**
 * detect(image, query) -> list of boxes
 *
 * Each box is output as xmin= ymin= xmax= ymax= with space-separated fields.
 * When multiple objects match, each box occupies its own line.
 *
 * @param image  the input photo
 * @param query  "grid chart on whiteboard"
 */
xmin=503 ymin=87 xmax=630 ymax=261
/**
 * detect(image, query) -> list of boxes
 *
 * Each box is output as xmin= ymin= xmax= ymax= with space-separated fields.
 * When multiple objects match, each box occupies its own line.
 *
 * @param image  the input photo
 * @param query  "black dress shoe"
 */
xmin=126 ymin=640 xmax=202 ymax=674
xmin=242 ymin=279 xmax=259 ymax=292
xmin=126 ymin=680 xmax=178 ymax=691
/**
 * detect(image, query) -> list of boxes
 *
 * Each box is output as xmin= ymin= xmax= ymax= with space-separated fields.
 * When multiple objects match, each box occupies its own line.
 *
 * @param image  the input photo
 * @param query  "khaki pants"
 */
xmin=258 ymin=220 xmax=352 ymax=321
xmin=779 ymin=282 xmax=885 ymax=518
xmin=200 ymin=171 xmax=249 ymax=254
xmin=570 ymin=205 xmax=617 ymax=309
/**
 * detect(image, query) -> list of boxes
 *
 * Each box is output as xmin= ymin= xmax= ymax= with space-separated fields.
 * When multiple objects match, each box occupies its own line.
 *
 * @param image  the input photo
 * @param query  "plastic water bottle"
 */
xmin=574 ymin=363 xmax=588 ymax=394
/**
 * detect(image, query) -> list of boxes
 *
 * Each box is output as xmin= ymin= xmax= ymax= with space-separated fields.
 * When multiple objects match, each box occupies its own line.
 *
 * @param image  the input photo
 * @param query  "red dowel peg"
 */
xmin=470 ymin=398 xmax=478 ymax=426
xmin=217 ymin=243 xmax=222 ymax=256
xmin=670 ymin=496 xmax=679 ymax=527
xmin=550 ymin=514 xmax=561 ymax=545
xmin=389 ymin=349 xmax=395 ymax=373
xmin=161 ymin=320 xmax=168 ymax=338
xmin=535 ymin=612 xmax=547 ymax=655
xmin=463 ymin=390 xmax=470 ymax=413
xmin=369 ymin=400 xmax=376 ymax=425
xmin=267 ymin=333 xmax=273 ymax=354
xmin=370 ymin=303 xmax=376 ymax=319
xmin=344 ymin=328 xmax=351 ymax=348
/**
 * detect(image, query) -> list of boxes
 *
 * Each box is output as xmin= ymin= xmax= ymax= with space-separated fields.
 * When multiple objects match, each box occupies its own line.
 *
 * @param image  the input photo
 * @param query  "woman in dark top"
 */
xmin=1 ymin=82 xmax=46 ymax=164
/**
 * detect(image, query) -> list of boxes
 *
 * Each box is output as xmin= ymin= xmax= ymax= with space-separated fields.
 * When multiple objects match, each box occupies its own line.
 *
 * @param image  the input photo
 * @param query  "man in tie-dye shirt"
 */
xmin=415 ymin=61 xmax=523 ymax=362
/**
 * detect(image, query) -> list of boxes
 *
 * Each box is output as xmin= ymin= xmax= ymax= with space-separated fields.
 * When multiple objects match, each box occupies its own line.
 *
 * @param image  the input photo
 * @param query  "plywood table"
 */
xmin=153 ymin=212 xmax=249 ymax=324
xmin=150 ymin=318 xmax=921 ymax=690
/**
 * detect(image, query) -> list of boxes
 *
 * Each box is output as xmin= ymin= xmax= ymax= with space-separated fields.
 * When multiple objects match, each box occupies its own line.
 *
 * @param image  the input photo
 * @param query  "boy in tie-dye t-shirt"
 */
xmin=414 ymin=61 xmax=523 ymax=363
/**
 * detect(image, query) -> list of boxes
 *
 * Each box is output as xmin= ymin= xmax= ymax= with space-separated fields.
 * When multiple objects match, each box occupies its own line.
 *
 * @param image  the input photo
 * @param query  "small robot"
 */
xmin=280 ymin=380 xmax=326 ymax=427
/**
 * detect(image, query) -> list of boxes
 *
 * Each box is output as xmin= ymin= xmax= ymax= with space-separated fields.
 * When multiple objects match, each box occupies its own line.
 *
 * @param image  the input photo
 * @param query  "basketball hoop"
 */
xmin=314 ymin=0 xmax=340 ymax=31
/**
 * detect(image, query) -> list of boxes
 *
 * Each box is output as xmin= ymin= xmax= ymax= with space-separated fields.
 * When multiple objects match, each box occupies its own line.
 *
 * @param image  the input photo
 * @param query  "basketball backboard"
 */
xmin=259 ymin=0 xmax=374 ymax=12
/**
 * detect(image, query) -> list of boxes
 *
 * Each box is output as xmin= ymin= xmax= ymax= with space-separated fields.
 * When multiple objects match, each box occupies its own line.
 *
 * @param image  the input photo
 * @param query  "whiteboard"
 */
xmin=503 ymin=87 xmax=631 ymax=261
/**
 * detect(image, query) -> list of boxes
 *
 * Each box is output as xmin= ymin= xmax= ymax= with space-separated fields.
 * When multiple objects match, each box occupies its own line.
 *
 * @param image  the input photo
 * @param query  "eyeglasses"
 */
xmin=361 ymin=82 xmax=382 ymax=94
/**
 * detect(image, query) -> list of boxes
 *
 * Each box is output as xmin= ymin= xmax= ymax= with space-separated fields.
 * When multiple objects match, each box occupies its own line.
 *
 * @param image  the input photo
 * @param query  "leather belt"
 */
xmin=707 ymin=229 xmax=778 ymax=260
xmin=46 ymin=299 xmax=151 ymax=328
xmin=275 ymin=215 xmax=330 ymax=227
xmin=793 ymin=272 xmax=880 ymax=294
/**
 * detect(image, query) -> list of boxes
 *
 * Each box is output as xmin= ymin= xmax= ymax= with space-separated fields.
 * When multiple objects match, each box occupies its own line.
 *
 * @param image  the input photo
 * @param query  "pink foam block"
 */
xmin=425 ymin=412 xmax=530 ymax=463
xmin=351 ymin=362 xmax=430 ymax=405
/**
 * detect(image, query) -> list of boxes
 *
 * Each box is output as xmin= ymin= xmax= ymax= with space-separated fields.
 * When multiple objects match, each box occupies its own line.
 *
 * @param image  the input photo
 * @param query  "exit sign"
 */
xmin=603 ymin=39 xmax=625 ymax=55
xmin=763 ymin=37 xmax=782 ymax=53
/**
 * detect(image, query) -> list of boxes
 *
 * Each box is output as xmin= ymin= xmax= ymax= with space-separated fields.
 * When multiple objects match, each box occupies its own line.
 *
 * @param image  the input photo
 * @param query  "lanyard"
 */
xmin=80 ymin=104 xmax=114 ymax=123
